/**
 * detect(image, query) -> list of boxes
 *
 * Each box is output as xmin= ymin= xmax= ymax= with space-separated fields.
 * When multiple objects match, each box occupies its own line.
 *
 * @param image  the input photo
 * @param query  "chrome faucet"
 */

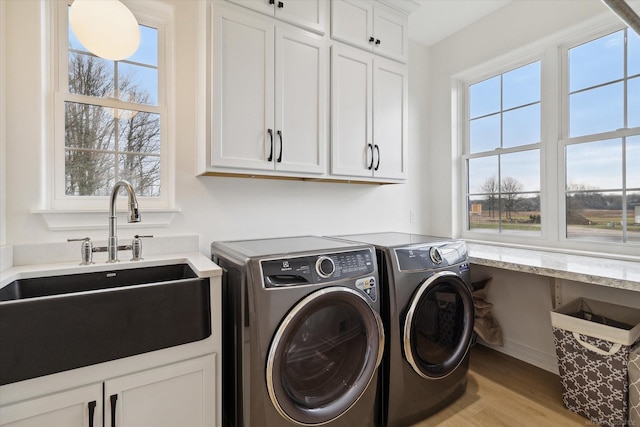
xmin=108 ymin=180 xmax=141 ymax=263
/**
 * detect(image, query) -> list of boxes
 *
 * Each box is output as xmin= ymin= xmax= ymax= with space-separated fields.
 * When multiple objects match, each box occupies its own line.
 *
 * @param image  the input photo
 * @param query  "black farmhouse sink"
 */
xmin=0 ymin=264 xmax=211 ymax=385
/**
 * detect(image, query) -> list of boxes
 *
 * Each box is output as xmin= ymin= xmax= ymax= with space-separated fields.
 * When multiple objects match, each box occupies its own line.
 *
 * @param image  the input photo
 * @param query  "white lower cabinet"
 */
xmin=0 ymin=384 xmax=102 ymax=427
xmin=0 ymin=355 xmax=216 ymax=427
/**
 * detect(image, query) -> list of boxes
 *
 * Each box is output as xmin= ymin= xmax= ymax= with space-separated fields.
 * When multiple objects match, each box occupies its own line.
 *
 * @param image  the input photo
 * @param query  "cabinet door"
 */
xmin=276 ymin=0 xmax=327 ymax=34
xmin=330 ymin=0 xmax=373 ymax=52
xmin=105 ymin=355 xmax=216 ymax=427
xmin=373 ymin=58 xmax=407 ymax=180
xmin=0 ymin=384 xmax=102 ymax=427
xmin=275 ymin=27 xmax=326 ymax=174
xmin=226 ymin=0 xmax=327 ymax=34
xmin=331 ymin=45 xmax=373 ymax=178
xmin=211 ymin=6 xmax=275 ymax=171
xmin=372 ymin=5 xmax=407 ymax=63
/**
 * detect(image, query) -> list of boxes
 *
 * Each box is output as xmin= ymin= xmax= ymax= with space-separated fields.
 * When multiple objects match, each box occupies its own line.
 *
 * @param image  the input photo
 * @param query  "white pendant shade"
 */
xmin=69 ymin=0 xmax=140 ymax=61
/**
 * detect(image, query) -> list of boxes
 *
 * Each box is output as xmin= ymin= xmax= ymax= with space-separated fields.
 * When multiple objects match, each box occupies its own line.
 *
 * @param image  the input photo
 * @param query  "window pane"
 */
xmin=65 ymin=149 xmax=115 ymax=196
xmin=629 ymin=77 xmax=640 ymax=129
xmin=628 ymin=136 xmax=640 ymax=189
xmin=569 ymin=31 xmax=624 ymax=92
xmin=68 ymin=52 xmax=114 ymax=97
xmin=566 ymin=139 xmax=622 ymax=190
xmin=630 ymin=29 xmax=640 ymax=77
xmin=118 ymin=63 xmax=158 ymax=106
xmin=503 ymin=104 xmax=540 ymax=148
xmin=65 ymin=102 xmax=116 ymax=150
xmin=470 ymin=114 xmax=500 ymax=153
xmin=127 ymin=25 xmax=158 ymax=66
xmin=470 ymin=76 xmax=500 ymax=119
xmin=503 ymin=62 xmax=540 ymax=110
xmin=119 ymin=154 xmax=160 ymax=197
xmin=501 ymin=150 xmax=540 ymax=192
xmin=566 ymin=191 xmax=623 ymax=243
xmin=569 ymin=82 xmax=624 ymax=137
xmin=628 ymin=191 xmax=640 ymax=244
xmin=468 ymin=195 xmax=499 ymax=233
xmin=500 ymin=193 xmax=541 ymax=235
xmin=117 ymin=112 xmax=161 ymax=154
xmin=468 ymin=156 xmax=498 ymax=194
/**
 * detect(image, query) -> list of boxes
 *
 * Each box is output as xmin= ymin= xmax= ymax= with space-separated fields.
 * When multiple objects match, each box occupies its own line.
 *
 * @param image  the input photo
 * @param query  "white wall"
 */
xmin=0 ymin=0 xmax=6 ymax=246
xmin=2 ymin=1 xmax=430 ymax=255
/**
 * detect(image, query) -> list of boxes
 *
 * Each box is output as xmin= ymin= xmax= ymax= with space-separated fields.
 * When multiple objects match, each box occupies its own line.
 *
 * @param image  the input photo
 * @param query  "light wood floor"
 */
xmin=412 ymin=345 xmax=590 ymax=426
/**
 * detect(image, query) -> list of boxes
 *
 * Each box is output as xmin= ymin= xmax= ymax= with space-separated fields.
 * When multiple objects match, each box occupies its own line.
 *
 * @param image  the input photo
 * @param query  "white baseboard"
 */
xmin=478 ymin=338 xmax=559 ymax=375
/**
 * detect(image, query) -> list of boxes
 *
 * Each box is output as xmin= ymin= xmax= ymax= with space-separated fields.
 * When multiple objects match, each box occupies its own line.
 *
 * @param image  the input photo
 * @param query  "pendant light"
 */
xmin=69 ymin=0 xmax=140 ymax=61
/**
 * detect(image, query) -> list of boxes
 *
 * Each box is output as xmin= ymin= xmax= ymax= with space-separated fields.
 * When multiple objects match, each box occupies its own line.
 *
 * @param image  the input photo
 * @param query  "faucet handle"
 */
xmin=131 ymin=235 xmax=153 ymax=261
xmin=68 ymin=237 xmax=94 ymax=265
xmin=67 ymin=237 xmax=91 ymax=242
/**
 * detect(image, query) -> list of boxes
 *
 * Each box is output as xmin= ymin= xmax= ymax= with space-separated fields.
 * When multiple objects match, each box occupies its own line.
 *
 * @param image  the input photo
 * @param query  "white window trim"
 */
xmin=42 ymin=0 xmax=176 ymax=230
xmin=453 ymin=11 xmax=640 ymax=257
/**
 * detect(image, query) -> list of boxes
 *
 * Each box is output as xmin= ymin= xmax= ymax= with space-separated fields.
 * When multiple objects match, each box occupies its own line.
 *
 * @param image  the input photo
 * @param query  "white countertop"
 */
xmin=0 ymin=252 xmax=221 ymax=288
xmin=467 ymin=243 xmax=640 ymax=291
xmin=0 ymin=235 xmax=221 ymax=288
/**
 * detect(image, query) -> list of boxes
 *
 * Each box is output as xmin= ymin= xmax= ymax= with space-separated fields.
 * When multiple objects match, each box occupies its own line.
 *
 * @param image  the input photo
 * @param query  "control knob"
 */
xmin=429 ymin=247 xmax=443 ymax=265
xmin=316 ymin=256 xmax=336 ymax=278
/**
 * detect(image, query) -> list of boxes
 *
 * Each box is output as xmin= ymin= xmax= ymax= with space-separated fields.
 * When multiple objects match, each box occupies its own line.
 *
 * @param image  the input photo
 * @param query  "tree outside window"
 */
xmin=63 ymin=11 xmax=161 ymax=198
xmin=564 ymin=28 xmax=640 ymax=244
xmin=465 ymin=61 xmax=542 ymax=235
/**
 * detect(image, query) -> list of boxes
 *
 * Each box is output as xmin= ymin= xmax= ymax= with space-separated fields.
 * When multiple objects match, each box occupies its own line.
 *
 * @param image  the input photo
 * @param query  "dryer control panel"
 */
xmin=394 ymin=241 xmax=468 ymax=271
xmin=262 ymin=249 xmax=375 ymax=287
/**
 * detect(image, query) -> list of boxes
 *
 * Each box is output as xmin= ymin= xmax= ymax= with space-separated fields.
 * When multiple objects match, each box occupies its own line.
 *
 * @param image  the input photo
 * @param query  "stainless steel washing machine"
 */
xmin=332 ymin=232 xmax=474 ymax=427
xmin=211 ymin=236 xmax=385 ymax=427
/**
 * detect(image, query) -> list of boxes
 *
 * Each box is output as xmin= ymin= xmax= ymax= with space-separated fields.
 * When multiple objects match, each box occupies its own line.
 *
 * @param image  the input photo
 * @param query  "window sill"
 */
xmin=466 ymin=241 xmax=640 ymax=292
xmin=33 ymin=208 xmax=180 ymax=231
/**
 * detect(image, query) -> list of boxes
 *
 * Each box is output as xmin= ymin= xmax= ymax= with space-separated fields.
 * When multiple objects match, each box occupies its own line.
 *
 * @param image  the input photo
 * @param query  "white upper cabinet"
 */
xmin=331 ymin=46 xmax=373 ymax=178
xmin=330 ymin=0 xmax=408 ymax=63
xmin=373 ymin=58 xmax=407 ymax=180
xmin=226 ymin=0 xmax=328 ymax=34
xmin=331 ymin=44 xmax=407 ymax=181
xmin=210 ymin=5 xmax=327 ymax=176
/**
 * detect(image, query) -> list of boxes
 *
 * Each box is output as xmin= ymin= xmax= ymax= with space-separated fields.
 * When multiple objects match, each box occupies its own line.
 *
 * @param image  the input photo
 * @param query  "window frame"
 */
xmin=50 ymin=0 xmax=175 ymax=211
xmin=455 ymin=15 xmax=640 ymax=257
xmin=558 ymin=25 xmax=640 ymax=247
xmin=463 ymin=59 xmax=543 ymax=238
xmin=457 ymin=48 xmax=547 ymax=246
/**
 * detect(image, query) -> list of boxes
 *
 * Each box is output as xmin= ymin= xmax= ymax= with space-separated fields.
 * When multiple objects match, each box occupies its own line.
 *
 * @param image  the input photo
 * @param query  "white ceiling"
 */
xmin=408 ymin=0 xmax=640 ymax=46
xmin=408 ymin=0 xmax=512 ymax=46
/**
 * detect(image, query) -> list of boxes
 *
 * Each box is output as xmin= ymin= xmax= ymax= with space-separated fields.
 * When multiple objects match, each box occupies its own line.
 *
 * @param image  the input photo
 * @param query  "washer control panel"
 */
xmin=262 ymin=249 xmax=375 ymax=287
xmin=394 ymin=241 xmax=468 ymax=271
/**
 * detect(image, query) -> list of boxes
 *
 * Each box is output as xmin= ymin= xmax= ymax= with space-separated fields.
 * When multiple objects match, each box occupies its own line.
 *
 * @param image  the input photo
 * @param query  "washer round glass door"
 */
xmin=403 ymin=270 xmax=474 ymax=379
xmin=266 ymin=286 xmax=384 ymax=426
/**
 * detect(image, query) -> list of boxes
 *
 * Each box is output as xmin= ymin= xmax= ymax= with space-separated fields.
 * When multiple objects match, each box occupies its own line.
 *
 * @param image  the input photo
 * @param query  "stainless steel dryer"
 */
xmin=332 ymin=232 xmax=474 ymax=427
xmin=211 ymin=236 xmax=385 ymax=427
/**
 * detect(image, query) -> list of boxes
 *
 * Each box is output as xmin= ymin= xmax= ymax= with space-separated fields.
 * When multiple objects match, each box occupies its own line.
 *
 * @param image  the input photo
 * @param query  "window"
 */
xmin=464 ymin=61 xmax=542 ymax=236
xmin=563 ymin=28 xmax=640 ymax=244
xmin=53 ymin=1 xmax=171 ymax=210
xmin=458 ymin=19 xmax=640 ymax=254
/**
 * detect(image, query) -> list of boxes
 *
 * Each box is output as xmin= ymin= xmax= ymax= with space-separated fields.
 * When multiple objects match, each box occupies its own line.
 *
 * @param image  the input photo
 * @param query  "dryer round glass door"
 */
xmin=403 ymin=270 xmax=474 ymax=379
xmin=266 ymin=286 xmax=384 ymax=426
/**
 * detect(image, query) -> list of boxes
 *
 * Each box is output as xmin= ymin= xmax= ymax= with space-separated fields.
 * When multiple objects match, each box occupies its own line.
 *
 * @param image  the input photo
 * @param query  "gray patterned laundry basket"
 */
xmin=630 ymin=347 xmax=640 ymax=426
xmin=551 ymin=298 xmax=640 ymax=427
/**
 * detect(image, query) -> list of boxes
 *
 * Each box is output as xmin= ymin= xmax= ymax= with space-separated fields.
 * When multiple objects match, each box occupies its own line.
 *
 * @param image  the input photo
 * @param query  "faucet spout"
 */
xmin=108 ymin=180 xmax=141 ymax=263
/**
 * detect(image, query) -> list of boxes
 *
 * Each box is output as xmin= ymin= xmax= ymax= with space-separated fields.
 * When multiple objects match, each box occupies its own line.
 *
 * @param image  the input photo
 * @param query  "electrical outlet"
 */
xmin=410 ymin=210 xmax=416 ymax=224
